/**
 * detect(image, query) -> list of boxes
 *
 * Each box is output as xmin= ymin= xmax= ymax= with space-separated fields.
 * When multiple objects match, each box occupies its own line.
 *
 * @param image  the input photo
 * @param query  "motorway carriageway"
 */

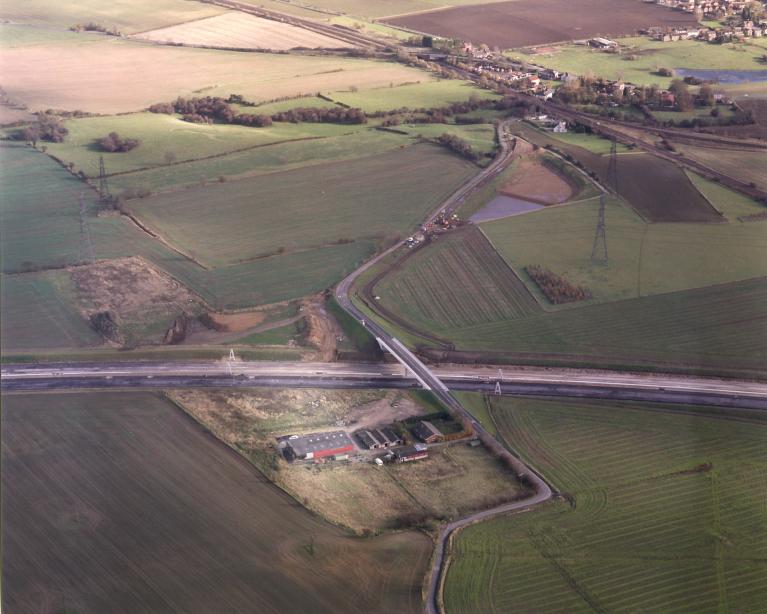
xmin=3 ymin=361 xmax=767 ymax=409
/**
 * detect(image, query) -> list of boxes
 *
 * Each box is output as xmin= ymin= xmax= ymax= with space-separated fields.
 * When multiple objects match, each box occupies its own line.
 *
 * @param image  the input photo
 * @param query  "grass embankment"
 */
xmin=510 ymin=36 xmax=767 ymax=89
xmin=2 ymin=392 xmax=431 ymax=614
xmin=445 ymin=397 xmax=767 ymax=613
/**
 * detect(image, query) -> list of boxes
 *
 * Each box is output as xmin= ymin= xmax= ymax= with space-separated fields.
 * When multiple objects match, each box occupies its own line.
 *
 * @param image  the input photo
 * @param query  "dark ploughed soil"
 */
xmin=386 ymin=0 xmax=699 ymax=49
xmin=1 ymin=392 xmax=431 ymax=614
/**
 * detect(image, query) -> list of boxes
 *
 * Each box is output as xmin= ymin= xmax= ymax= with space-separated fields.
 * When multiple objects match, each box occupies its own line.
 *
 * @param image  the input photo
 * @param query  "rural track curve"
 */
xmin=333 ymin=120 xmax=555 ymax=614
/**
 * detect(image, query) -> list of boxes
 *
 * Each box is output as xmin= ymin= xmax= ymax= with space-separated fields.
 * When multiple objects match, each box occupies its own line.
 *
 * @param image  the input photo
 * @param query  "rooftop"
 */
xmin=285 ymin=431 xmax=354 ymax=457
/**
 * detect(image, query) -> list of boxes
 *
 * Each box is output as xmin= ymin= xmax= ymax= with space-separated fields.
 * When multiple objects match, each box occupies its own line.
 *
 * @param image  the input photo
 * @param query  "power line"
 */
xmin=591 ymin=139 xmax=617 ymax=266
xmin=77 ymin=192 xmax=96 ymax=265
xmin=98 ymin=155 xmax=111 ymax=202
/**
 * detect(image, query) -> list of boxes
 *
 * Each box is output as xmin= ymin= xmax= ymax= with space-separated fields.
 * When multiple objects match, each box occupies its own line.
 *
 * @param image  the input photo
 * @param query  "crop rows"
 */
xmin=444 ymin=398 xmax=767 ymax=613
xmin=376 ymin=226 xmax=540 ymax=330
xmin=448 ymin=276 xmax=767 ymax=374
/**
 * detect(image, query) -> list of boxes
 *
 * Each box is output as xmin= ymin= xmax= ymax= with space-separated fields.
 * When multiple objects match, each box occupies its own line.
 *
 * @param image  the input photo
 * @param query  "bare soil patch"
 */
xmin=70 ymin=256 xmax=201 ymax=345
xmin=499 ymin=154 xmax=576 ymax=205
xmin=385 ymin=0 xmax=699 ymax=49
xmin=302 ymin=295 xmax=343 ymax=361
xmin=132 ymin=12 xmax=353 ymax=50
xmin=205 ymin=310 xmax=266 ymax=332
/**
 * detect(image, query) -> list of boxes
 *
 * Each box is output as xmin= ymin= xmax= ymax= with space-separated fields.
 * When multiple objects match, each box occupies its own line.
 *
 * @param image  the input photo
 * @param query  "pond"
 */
xmin=675 ymin=68 xmax=767 ymax=84
xmin=470 ymin=194 xmax=544 ymax=223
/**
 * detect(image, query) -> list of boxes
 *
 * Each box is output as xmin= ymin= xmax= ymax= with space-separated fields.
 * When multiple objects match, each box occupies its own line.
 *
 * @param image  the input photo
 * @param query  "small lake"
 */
xmin=471 ymin=195 xmax=544 ymax=223
xmin=675 ymin=68 xmax=767 ymax=84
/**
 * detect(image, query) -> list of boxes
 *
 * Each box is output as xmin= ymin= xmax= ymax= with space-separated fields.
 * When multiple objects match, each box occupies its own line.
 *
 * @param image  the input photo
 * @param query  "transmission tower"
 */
xmin=77 ymin=192 xmax=96 ymax=265
xmin=591 ymin=139 xmax=618 ymax=265
xmin=98 ymin=155 xmax=111 ymax=202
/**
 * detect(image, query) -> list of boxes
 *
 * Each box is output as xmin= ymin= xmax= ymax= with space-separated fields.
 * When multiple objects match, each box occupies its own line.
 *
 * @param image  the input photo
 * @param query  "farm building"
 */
xmin=356 ymin=427 xmax=403 ymax=450
xmin=283 ymin=431 xmax=354 ymax=460
xmin=412 ymin=420 xmax=443 ymax=444
xmin=393 ymin=444 xmax=429 ymax=463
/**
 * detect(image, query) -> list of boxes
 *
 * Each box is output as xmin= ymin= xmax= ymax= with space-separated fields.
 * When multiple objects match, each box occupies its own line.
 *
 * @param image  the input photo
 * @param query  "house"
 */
xmin=412 ymin=420 xmax=443 ymax=444
xmin=393 ymin=444 xmax=429 ymax=463
xmin=553 ymin=121 xmax=568 ymax=133
xmin=283 ymin=431 xmax=354 ymax=460
xmin=356 ymin=430 xmax=378 ymax=449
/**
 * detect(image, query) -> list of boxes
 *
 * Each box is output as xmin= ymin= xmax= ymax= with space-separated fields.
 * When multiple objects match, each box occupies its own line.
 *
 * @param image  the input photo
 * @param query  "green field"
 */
xmin=0 ymin=0 xmax=226 ymax=33
xmin=107 ymin=128 xmax=410 ymax=193
xmin=45 ymin=112 xmax=371 ymax=178
xmin=480 ymin=193 xmax=766 ymax=303
xmin=370 ymin=219 xmax=767 ymax=374
xmin=394 ymin=122 xmax=498 ymax=159
xmin=0 ymin=271 xmax=101 ymax=350
xmin=0 ymin=144 xmax=94 ymax=272
xmin=677 ymin=146 xmax=767 ymax=191
xmin=127 ymin=143 xmax=477 ymax=267
xmin=511 ymin=37 xmax=767 ymax=89
xmin=376 ymin=226 xmax=539 ymax=330
xmin=445 ymin=397 xmax=767 ymax=613
xmin=538 ymin=130 xmax=631 ymax=155
xmin=328 ymin=80 xmax=498 ymax=112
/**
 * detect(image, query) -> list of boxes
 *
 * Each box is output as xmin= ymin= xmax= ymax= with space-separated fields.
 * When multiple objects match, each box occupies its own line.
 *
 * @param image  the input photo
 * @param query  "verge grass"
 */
xmin=445 ymin=397 xmax=767 ymax=613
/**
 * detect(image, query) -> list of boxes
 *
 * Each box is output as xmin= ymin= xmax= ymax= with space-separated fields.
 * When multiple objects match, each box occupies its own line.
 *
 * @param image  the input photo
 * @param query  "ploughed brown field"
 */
xmin=385 ymin=0 xmax=699 ymax=49
xmin=1 ymin=392 xmax=431 ymax=614
xmin=499 ymin=154 xmax=576 ymax=205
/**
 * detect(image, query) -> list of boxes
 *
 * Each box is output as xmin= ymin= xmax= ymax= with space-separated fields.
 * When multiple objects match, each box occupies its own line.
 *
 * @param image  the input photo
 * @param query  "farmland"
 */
xmin=170 ymin=388 xmax=521 ymax=533
xmin=512 ymin=36 xmax=767 ymax=88
xmin=0 ymin=271 xmax=102 ymax=350
xmin=327 ymin=80 xmax=499 ymax=113
xmin=385 ymin=0 xmax=699 ymax=50
xmin=235 ymin=0 xmax=514 ymax=19
xmin=127 ymin=144 xmax=477 ymax=267
xmin=444 ymin=397 xmax=767 ymax=613
xmin=106 ymin=128 xmax=409 ymax=193
xmin=44 ymin=112 xmax=372 ymax=178
xmin=674 ymin=144 xmax=767 ymax=191
xmin=0 ymin=0 xmax=226 ymax=34
xmin=1 ymin=392 xmax=431 ymax=613
xmin=133 ymin=11 xmax=352 ymax=50
xmin=512 ymin=123 xmax=723 ymax=223
xmin=0 ymin=143 xmax=94 ymax=273
xmin=393 ymin=122 xmax=498 ymax=159
xmin=442 ymin=277 xmax=767 ymax=375
xmin=480 ymin=191 xmax=765 ymax=303
xmin=374 ymin=226 xmax=540 ymax=331
xmin=0 ymin=27 xmax=432 ymax=113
